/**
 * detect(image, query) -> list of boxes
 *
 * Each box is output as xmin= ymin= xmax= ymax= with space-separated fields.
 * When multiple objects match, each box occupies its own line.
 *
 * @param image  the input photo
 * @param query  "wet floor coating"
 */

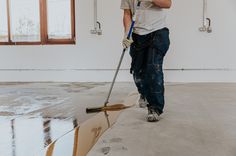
xmin=0 ymin=116 xmax=77 ymax=156
xmin=0 ymin=82 xmax=137 ymax=156
xmin=0 ymin=82 xmax=105 ymax=118
xmin=43 ymin=92 xmax=138 ymax=156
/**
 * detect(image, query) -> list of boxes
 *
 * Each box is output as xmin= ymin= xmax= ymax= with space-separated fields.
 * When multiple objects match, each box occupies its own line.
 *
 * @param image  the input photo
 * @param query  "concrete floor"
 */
xmin=1 ymin=83 xmax=236 ymax=156
xmin=0 ymin=82 xmax=136 ymax=156
xmin=88 ymin=83 xmax=236 ymax=156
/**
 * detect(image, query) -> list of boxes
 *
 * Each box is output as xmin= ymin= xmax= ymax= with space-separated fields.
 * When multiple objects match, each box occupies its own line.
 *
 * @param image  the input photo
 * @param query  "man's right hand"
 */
xmin=122 ymin=9 xmax=133 ymax=49
xmin=122 ymin=37 xmax=133 ymax=49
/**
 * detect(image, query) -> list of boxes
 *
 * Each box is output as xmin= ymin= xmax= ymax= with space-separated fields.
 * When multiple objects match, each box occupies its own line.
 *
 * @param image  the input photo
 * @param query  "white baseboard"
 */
xmin=0 ymin=69 xmax=236 ymax=82
xmin=0 ymin=69 xmax=133 ymax=82
xmin=165 ymin=70 xmax=236 ymax=82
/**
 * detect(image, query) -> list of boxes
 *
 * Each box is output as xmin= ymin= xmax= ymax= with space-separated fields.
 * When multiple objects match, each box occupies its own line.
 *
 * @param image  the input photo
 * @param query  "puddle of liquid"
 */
xmin=43 ymin=111 xmax=120 ymax=156
xmin=44 ymin=92 xmax=138 ymax=156
xmin=0 ymin=82 xmax=138 ymax=156
xmin=0 ymin=116 xmax=78 ymax=156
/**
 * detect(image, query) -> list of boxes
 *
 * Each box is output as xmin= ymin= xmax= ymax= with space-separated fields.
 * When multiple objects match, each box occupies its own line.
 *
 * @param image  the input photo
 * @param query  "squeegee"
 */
xmin=86 ymin=1 xmax=141 ymax=113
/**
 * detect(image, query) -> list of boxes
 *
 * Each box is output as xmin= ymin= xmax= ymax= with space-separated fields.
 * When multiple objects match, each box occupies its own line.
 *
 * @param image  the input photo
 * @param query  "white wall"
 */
xmin=165 ymin=0 xmax=236 ymax=82
xmin=0 ymin=0 xmax=236 ymax=82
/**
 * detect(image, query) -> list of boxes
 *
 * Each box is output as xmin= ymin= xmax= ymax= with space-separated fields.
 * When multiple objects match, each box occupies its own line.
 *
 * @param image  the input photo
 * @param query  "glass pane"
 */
xmin=10 ymin=0 xmax=40 ymax=42
xmin=47 ymin=0 xmax=72 ymax=39
xmin=0 ymin=0 xmax=8 ymax=42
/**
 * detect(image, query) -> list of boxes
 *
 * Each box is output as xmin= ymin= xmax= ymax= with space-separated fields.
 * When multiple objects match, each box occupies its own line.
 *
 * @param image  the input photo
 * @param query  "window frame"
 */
xmin=0 ymin=0 xmax=76 ymax=45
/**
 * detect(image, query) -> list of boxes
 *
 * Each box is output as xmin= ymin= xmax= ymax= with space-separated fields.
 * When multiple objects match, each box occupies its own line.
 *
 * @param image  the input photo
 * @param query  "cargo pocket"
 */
xmin=129 ymin=33 xmax=152 ymax=74
xmin=152 ymin=28 xmax=170 ymax=57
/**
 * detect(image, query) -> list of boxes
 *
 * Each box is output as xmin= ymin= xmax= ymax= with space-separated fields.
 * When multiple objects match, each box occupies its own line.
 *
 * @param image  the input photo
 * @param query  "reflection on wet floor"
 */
xmin=0 ymin=82 xmax=137 ymax=156
xmin=0 ymin=98 xmax=137 ymax=156
xmin=44 ymin=92 xmax=138 ymax=156
xmin=44 ymin=97 xmax=137 ymax=156
xmin=0 ymin=116 xmax=78 ymax=156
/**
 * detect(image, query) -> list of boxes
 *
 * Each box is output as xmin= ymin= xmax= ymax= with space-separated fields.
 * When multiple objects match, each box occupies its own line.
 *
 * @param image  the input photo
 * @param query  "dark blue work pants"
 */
xmin=130 ymin=28 xmax=170 ymax=114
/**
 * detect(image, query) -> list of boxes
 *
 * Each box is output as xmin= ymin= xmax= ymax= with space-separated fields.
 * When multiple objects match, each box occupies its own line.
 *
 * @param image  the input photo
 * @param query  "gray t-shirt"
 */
xmin=120 ymin=0 xmax=167 ymax=35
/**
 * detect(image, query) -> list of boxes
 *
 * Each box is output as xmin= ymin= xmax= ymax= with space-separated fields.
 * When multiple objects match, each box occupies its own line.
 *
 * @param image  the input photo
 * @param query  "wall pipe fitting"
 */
xmin=90 ymin=0 xmax=102 ymax=35
xmin=199 ymin=0 xmax=212 ymax=33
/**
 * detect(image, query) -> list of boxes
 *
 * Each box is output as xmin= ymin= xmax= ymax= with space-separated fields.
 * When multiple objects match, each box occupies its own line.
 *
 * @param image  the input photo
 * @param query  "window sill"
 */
xmin=0 ymin=40 xmax=76 ymax=46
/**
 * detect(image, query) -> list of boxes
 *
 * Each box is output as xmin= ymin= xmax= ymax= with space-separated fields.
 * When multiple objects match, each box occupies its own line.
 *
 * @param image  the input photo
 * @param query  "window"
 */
xmin=47 ymin=0 xmax=72 ymax=39
xmin=10 ymin=0 xmax=41 ymax=42
xmin=0 ymin=0 xmax=75 ymax=45
xmin=0 ymin=0 xmax=8 ymax=42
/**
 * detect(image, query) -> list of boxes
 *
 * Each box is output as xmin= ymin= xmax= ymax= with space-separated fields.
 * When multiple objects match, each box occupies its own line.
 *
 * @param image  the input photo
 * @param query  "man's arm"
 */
xmin=142 ymin=0 xmax=172 ymax=8
xmin=152 ymin=0 xmax=172 ymax=8
xmin=152 ymin=0 xmax=171 ymax=8
xmin=123 ymin=9 xmax=132 ymax=34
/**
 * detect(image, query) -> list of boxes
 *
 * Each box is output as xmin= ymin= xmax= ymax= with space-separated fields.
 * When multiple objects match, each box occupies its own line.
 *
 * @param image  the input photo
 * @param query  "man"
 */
xmin=121 ymin=0 xmax=171 ymax=122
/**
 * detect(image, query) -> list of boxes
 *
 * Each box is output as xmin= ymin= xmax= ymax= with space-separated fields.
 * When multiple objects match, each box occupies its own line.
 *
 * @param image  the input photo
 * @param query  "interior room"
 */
xmin=0 ymin=0 xmax=236 ymax=155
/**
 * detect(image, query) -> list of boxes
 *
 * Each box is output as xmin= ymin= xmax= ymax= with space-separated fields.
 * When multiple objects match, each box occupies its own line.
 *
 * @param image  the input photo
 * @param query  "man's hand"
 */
xmin=122 ymin=9 xmax=133 ymax=49
xmin=139 ymin=0 xmax=153 ymax=2
xmin=152 ymin=0 xmax=172 ymax=8
xmin=122 ymin=35 xmax=133 ymax=49
xmin=138 ymin=0 xmax=171 ymax=8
